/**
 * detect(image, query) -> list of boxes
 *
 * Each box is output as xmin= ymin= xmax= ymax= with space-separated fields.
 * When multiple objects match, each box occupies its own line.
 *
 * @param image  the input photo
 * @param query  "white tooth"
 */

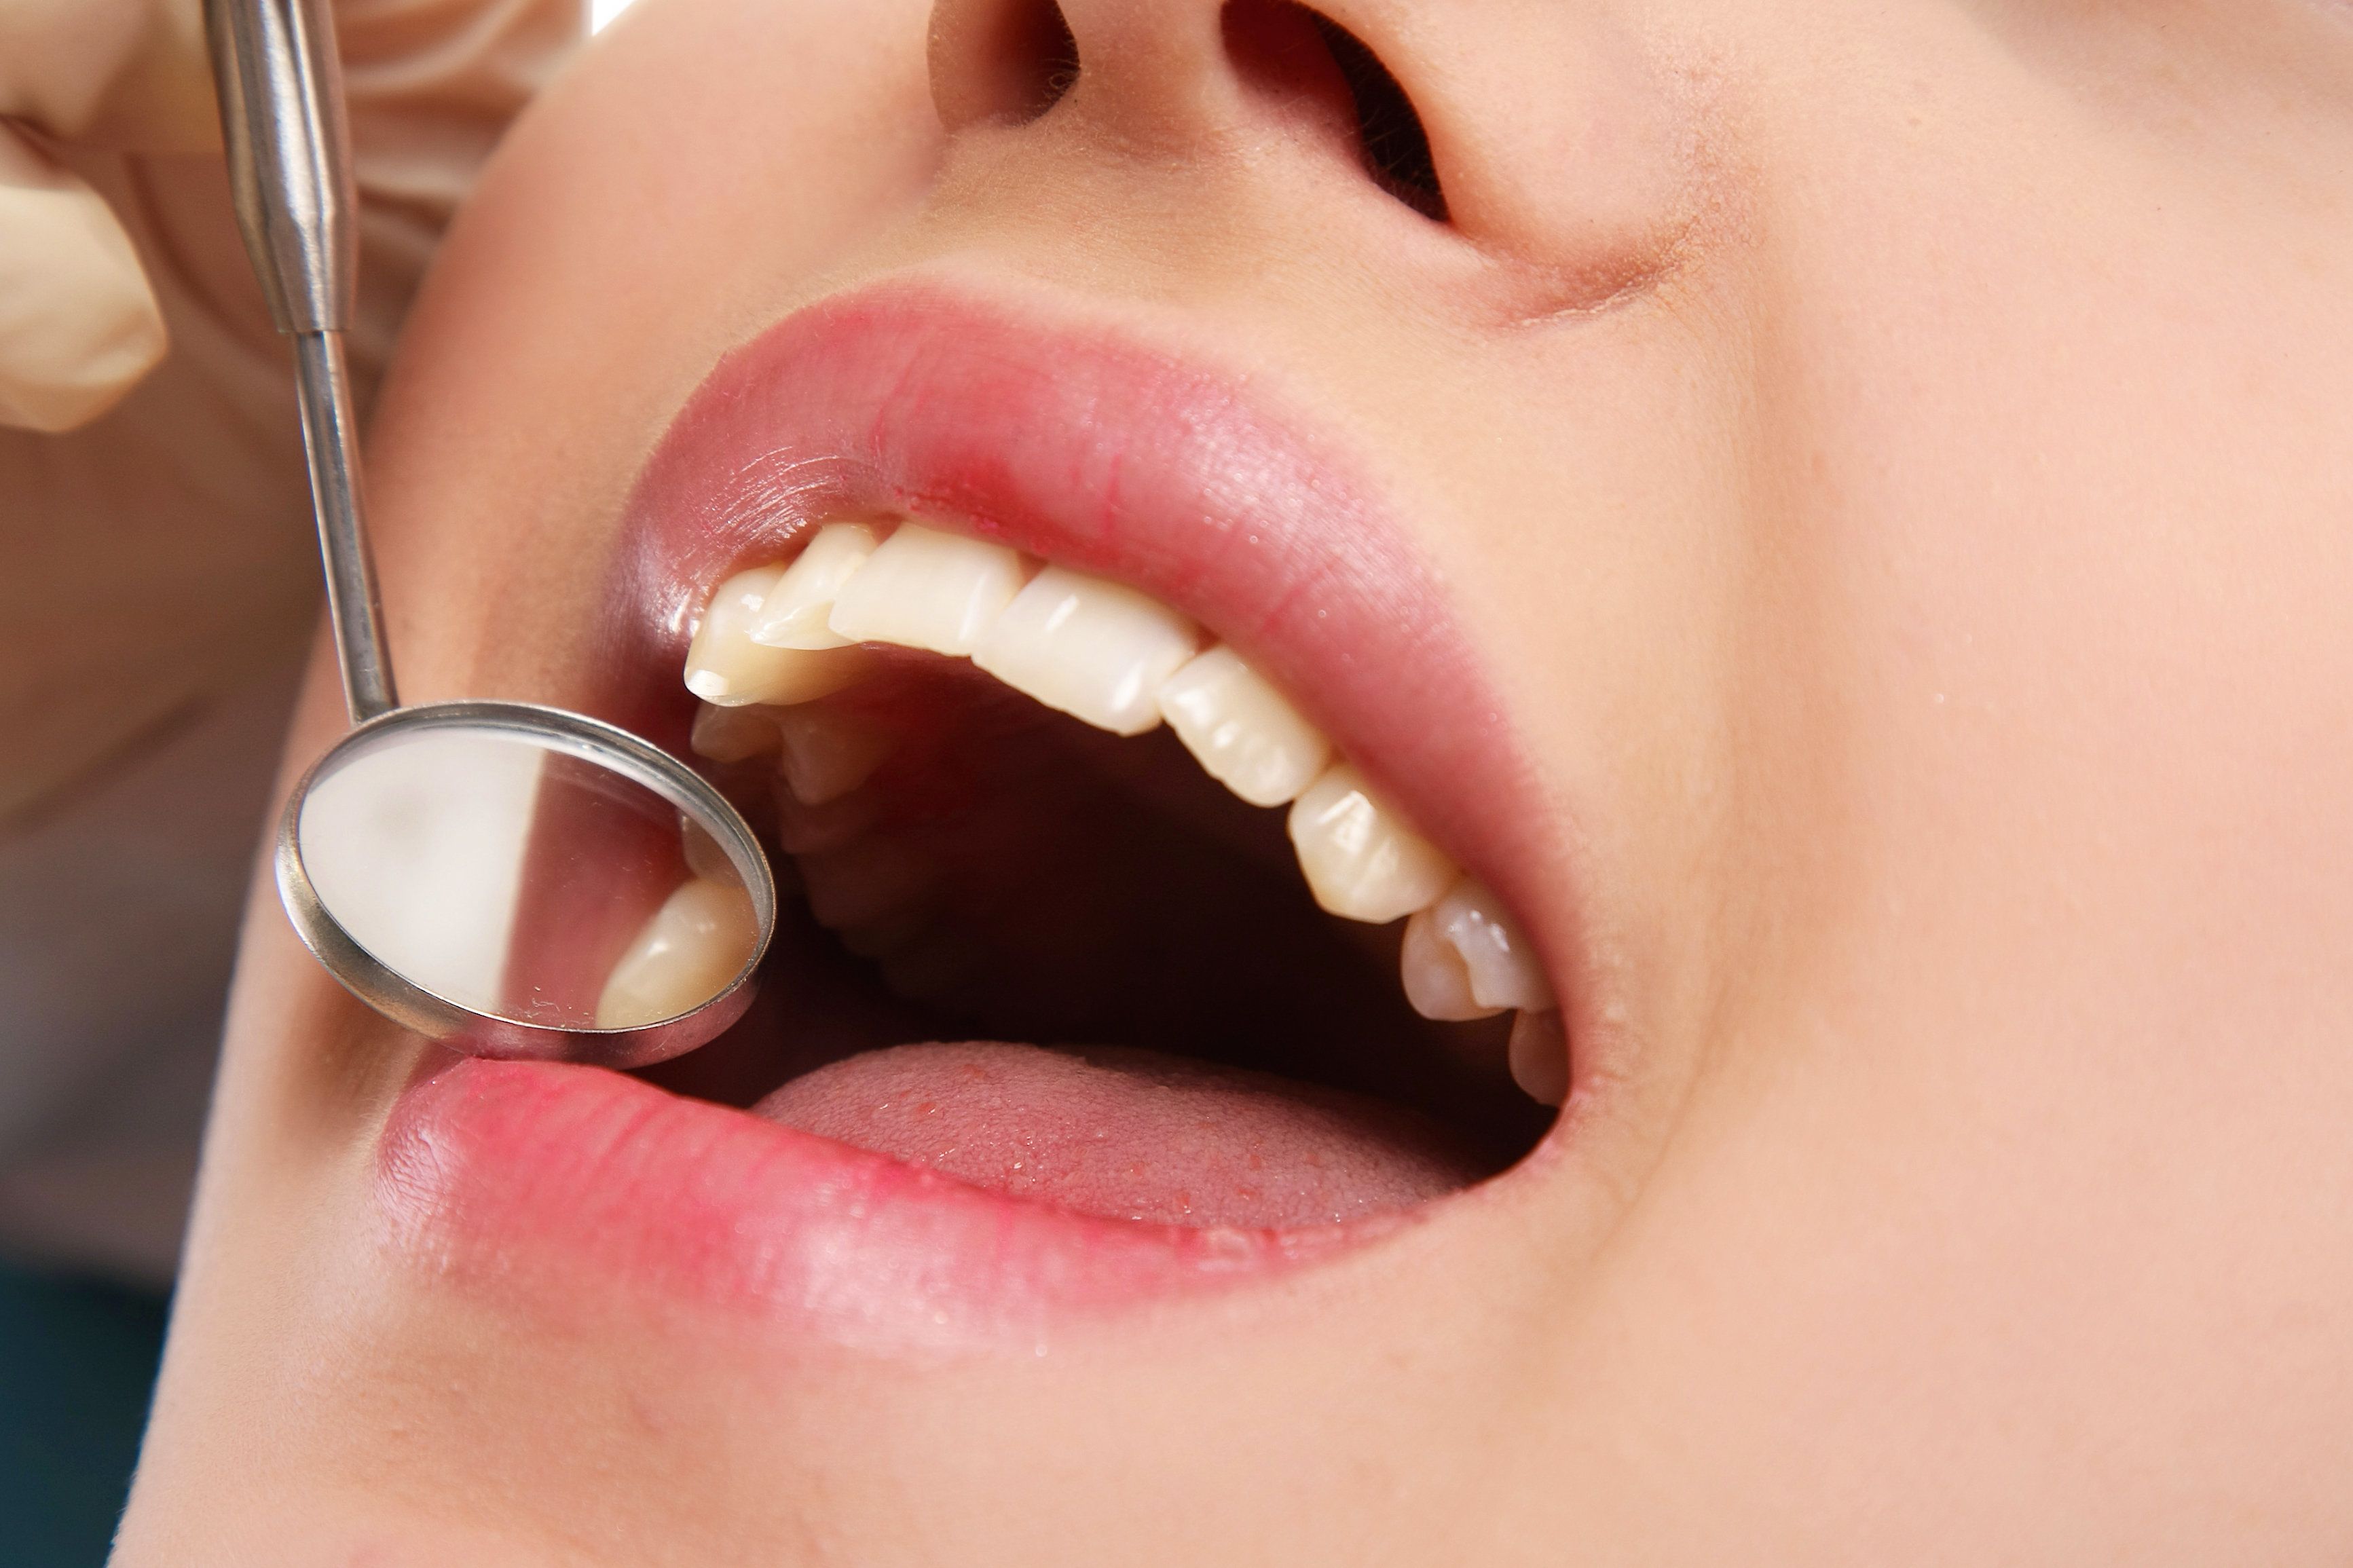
xmin=824 ymin=523 xmax=1026 ymax=656
xmin=688 ymin=702 xmax=780 ymax=763
xmin=1421 ymin=877 xmax=1555 ymax=1013
xmin=1286 ymin=762 xmax=1456 ymax=923
xmin=750 ymin=521 xmax=881 ymax=649
xmin=686 ymin=567 xmax=872 ymax=706
xmin=1155 ymin=645 xmax=1331 ymax=806
xmin=1400 ymin=906 xmax=1500 ymax=1021
xmin=1508 ymin=1009 xmax=1568 ymax=1107
xmin=773 ymin=705 xmax=896 ymax=805
xmin=971 ymin=566 xmax=1199 ymax=735
xmin=594 ymin=878 xmax=758 ymax=1029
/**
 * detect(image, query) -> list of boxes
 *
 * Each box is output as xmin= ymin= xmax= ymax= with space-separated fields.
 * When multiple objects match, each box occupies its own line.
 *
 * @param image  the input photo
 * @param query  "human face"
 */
xmin=119 ymin=0 xmax=2353 ymax=1560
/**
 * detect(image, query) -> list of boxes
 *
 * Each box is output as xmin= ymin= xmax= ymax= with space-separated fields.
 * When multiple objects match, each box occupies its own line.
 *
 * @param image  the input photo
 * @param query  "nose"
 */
xmin=927 ymin=0 xmax=1411 ymax=203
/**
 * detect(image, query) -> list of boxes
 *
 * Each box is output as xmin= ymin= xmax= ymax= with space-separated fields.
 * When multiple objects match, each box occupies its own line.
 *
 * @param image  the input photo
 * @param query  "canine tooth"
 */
xmin=1400 ymin=907 xmax=1499 ymax=1021
xmin=1286 ymin=763 xmax=1455 ymax=923
xmin=686 ymin=567 xmax=872 ymax=706
xmin=1416 ymin=878 xmax=1555 ymax=1014
xmin=774 ymin=705 xmax=895 ymax=805
xmin=688 ymin=702 xmax=780 ymax=763
xmin=1508 ymin=1009 xmax=1568 ymax=1106
xmin=971 ymin=566 xmax=1199 ymax=735
xmin=825 ymin=523 xmax=1025 ymax=656
xmin=751 ymin=521 xmax=880 ymax=649
xmin=594 ymin=878 xmax=757 ymax=1029
xmin=1156 ymin=646 xmax=1331 ymax=806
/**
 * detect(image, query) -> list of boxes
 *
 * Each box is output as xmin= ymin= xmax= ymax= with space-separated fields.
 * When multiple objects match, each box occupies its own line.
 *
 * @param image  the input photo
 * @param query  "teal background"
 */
xmin=0 ymin=1263 xmax=168 ymax=1567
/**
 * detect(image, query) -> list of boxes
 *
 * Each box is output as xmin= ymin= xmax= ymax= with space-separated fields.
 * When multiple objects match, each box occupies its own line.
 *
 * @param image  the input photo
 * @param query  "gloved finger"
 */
xmin=0 ymin=0 xmax=219 ymax=153
xmin=0 ymin=127 xmax=167 ymax=432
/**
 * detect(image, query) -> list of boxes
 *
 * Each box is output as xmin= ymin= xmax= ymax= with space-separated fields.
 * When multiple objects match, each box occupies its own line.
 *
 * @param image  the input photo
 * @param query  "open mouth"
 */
xmin=379 ymin=278 xmax=1580 ymax=1341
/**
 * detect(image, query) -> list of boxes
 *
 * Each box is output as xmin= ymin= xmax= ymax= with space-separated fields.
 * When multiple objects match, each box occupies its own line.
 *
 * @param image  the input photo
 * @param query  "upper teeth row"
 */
xmin=677 ymin=519 xmax=1565 ymax=1104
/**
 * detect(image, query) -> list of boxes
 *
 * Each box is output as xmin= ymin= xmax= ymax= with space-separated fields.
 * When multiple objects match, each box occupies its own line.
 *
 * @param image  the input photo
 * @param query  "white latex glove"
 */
xmin=0 ymin=0 xmax=581 ymax=1282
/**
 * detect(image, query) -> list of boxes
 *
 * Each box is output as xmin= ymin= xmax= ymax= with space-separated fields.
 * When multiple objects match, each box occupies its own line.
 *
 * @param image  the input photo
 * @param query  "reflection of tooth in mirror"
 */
xmin=595 ymin=878 xmax=760 ymax=1029
xmin=297 ymin=730 xmax=546 ymax=1014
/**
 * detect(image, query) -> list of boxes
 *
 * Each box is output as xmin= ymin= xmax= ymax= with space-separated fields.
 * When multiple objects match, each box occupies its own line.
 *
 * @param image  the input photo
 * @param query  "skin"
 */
xmin=116 ymin=0 xmax=2353 ymax=1561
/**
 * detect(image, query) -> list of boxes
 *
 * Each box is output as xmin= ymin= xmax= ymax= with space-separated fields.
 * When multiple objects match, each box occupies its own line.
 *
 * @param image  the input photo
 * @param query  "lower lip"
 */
xmin=377 ymin=1057 xmax=1393 ymax=1354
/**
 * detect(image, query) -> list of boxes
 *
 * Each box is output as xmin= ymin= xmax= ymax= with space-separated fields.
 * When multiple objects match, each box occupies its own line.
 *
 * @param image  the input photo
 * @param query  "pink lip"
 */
xmin=377 ymin=276 xmax=1569 ymax=1350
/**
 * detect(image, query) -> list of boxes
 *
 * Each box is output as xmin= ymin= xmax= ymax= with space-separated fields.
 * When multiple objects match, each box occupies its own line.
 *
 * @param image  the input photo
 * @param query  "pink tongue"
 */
xmin=752 ymin=1043 xmax=1483 ymax=1229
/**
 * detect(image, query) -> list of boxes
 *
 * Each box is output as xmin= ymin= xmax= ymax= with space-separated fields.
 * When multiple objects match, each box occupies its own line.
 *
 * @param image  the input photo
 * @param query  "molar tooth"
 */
xmin=1417 ymin=878 xmax=1555 ymax=1014
xmin=688 ymin=701 xmax=780 ymax=763
xmin=1156 ymin=646 xmax=1331 ymax=806
xmin=1286 ymin=762 xmax=1456 ymax=923
xmin=824 ymin=523 xmax=1026 ymax=656
xmin=1400 ymin=906 xmax=1500 ymax=1022
xmin=971 ymin=566 xmax=1198 ymax=735
xmin=594 ymin=878 xmax=758 ymax=1029
xmin=751 ymin=521 xmax=880 ymax=649
xmin=773 ymin=705 xmax=896 ymax=805
xmin=685 ymin=566 xmax=872 ymax=706
xmin=1508 ymin=1009 xmax=1568 ymax=1107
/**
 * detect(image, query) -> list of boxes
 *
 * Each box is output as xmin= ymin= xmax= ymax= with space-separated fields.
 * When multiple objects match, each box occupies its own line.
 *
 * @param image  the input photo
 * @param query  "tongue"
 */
xmin=752 ymin=1042 xmax=1485 ymax=1229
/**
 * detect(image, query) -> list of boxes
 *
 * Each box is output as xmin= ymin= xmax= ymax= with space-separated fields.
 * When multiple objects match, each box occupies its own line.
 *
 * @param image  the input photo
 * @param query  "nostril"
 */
xmin=1304 ymin=12 xmax=1445 ymax=222
xmin=1221 ymin=2 xmax=1447 ymax=223
xmin=931 ymin=0 xmax=1079 ymax=130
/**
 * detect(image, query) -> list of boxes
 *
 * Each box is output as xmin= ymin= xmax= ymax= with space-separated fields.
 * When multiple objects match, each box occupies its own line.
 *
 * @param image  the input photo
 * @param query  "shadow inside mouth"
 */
xmin=635 ymin=649 xmax=1553 ymax=1224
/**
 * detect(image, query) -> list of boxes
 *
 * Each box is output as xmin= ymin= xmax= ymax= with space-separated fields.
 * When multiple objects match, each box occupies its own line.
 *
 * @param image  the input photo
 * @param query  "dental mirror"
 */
xmin=208 ymin=0 xmax=773 ymax=1066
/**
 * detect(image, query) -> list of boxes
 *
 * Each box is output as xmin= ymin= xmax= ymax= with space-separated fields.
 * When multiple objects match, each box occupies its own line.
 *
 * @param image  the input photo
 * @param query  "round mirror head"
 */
xmin=277 ymin=702 xmax=775 ymax=1066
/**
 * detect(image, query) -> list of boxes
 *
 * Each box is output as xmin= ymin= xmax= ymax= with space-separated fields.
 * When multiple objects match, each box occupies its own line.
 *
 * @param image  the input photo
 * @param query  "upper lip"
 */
xmin=601 ymin=272 xmax=1570 ymax=972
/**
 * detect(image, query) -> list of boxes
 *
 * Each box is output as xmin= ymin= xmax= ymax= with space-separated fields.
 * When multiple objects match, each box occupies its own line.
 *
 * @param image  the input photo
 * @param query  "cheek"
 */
xmin=363 ymin=0 xmax=944 ymax=701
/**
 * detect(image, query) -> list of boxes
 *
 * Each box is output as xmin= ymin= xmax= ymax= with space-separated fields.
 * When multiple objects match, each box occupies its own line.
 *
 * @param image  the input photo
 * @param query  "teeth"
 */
xmin=594 ymin=878 xmax=758 ymax=1029
xmin=1403 ymin=878 xmax=1553 ymax=1020
xmin=686 ymin=567 xmax=872 ymax=707
xmin=1399 ymin=907 xmax=1496 ymax=1021
xmin=751 ymin=521 xmax=880 ymax=650
xmin=1286 ymin=763 xmax=1456 ymax=923
xmin=1156 ymin=646 xmax=1332 ymax=806
xmin=1507 ymin=1009 xmax=1568 ymax=1106
xmin=688 ymin=702 xmax=780 ymax=763
xmin=825 ymin=523 xmax=1026 ymax=656
xmin=773 ymin=705 xmax=896 ymax=805
xmin=771 ymin=781 xmax=883 ymax=855
xmin=971 ymin=566 xmax=1199 ymax=735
